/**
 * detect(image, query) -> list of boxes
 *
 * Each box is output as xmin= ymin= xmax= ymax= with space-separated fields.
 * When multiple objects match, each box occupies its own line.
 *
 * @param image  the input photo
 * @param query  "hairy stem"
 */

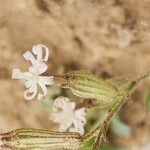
xmin=136 ymin=71 xmax=150 ymax=83
xmin=91 ymin=97 xmax=127 ymax=150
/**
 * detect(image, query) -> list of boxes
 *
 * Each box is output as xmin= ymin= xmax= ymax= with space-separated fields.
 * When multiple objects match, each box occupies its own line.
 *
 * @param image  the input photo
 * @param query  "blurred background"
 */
xmin=0 ymin=0 xmax=150 ymax=149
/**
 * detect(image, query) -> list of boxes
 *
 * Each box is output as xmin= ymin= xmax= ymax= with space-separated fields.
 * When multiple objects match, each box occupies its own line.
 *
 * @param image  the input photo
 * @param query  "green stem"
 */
xmin=83 ymin=96 xmax=127 ymax=150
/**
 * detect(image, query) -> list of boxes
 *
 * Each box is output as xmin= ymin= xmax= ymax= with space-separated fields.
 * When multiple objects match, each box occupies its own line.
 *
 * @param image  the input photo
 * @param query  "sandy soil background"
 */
xmin=0 ymin=0 xmax=150 ymax=149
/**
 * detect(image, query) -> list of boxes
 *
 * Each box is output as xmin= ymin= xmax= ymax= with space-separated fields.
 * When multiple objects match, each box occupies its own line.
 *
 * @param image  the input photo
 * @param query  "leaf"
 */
xmin=111 ymin=115 xmax=131 ymax=136
xmin=100 ymin=144 xmax=117 ymax=150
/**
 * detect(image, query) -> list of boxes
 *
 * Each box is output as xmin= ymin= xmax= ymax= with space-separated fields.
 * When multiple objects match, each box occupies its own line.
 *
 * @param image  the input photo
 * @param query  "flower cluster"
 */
xmin=12 ymin=44 xmax=86 ymax=134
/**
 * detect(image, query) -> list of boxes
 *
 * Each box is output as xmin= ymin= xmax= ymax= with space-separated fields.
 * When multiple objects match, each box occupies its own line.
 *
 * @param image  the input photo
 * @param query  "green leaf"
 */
xmin=111 ymin=115 xmax=131 ymax=136
xmin=82 ymin=139 xmax=94 ymax=149
xmin=100 ymin=144 xmax=117 ymax=150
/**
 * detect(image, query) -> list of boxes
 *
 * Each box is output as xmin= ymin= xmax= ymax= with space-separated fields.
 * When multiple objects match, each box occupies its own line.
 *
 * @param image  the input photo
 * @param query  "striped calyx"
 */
xmin=63 ymin=70 xmax=122 ymax=107
xmin=0 ymin=128 xmax=83 ymax=149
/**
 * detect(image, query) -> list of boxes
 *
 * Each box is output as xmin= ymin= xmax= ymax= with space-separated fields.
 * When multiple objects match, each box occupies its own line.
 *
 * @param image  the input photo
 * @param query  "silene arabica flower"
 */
xmin=12 ymin=44 xmax=54 ymax=100
xmin=50 ymin=96 xmax=86 ymax=135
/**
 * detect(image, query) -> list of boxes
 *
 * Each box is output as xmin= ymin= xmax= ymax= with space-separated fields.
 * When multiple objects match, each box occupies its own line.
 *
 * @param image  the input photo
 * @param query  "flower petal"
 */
xmin=59 ymin=123 xmax=69 ymax=131
xmin=53 ymin=97 xmax=68 ymax=110
xmin=23 ymin=51 xmax=36 ymax=66
xmin=25 ymin=80 xmax=37 ymax=93
xmin=72 ymin=118 xmax=86 ymax=135
xmin=53 ymin=97 xmax=75 ymax=111
xmin=23 ymin=83 xmax=37 ymax=100
xmin=32 ymin=44 xmax=49 ymax=62
xmin=74 ymin=108 xmax=86 ymax=125
xmin=50 ymin=111 xmax=73 ymax=128
xmin=59 ymin=120 xmax=73 ymax=131
xmin=12 ymin=68 xmax=21 ymax=79
xmin=12 ymin=68 xmax=31 ymax=80
xmin=25 ymin=80 xmax=32 ymax=89
xmin=28 ymin=62 xmax=47 ymax=75
xmin=35 ymin=61 xmax=48 ymax=74
xmin=70 ymin=102 xmax=76 ymax=110
xmin=37 ymin=82 xmax=48 ymax=100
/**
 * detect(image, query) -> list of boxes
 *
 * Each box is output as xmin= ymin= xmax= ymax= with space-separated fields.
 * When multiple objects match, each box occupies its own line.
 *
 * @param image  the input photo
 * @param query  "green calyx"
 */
xmin=62 ymin=70 xmax=150 ymax=108
xmin=63 ymin=70 xmax=123 ymax=108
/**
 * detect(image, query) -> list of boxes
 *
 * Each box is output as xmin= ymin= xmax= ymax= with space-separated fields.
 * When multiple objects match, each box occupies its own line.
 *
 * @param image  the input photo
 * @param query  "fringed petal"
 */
xmin=37 ymin=82 xmax=48 ymax=100
xmin=12 ymin=68 xmax=22 ymax=79
xmin=23 ymin=51 xmax=36 ymax=66
xmin=35 ymin=62 xmax=48 ymax=74
xmin=12 ymin=68 xmax=31 ymax=80
xmin=32 ymin=44 xmax=49 ymax=62
xmin=23 ymin=83 xmax=37 ymax=100
xmin=74 ymin=108 xmax=86 ymax=125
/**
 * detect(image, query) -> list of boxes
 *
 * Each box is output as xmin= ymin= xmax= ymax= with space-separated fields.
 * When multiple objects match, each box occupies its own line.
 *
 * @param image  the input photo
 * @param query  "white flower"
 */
xmin=12 ymin=44 xmax=54 ymax=100
xmin=50 ymin=96 xmax=86 ymax=135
